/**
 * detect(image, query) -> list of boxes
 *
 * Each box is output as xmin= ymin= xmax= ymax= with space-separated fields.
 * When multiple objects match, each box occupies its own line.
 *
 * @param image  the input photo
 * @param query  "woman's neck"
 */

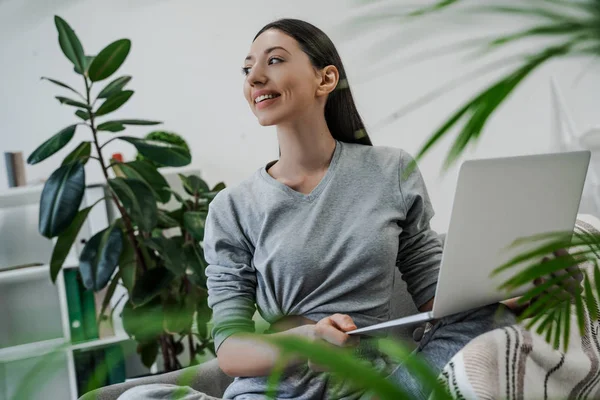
xmin=274 ymin=117 xmax=336 ymax=177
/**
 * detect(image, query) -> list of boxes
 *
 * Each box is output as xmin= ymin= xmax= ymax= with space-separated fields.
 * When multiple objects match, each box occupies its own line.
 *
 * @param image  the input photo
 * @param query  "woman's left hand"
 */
xmin=532 ymin=249 xmax=584 ymax=303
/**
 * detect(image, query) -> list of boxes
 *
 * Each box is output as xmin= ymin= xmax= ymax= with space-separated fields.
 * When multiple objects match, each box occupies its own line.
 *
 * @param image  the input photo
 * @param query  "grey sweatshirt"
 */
xmin=203 ymin=140 xmax=442 ymax=399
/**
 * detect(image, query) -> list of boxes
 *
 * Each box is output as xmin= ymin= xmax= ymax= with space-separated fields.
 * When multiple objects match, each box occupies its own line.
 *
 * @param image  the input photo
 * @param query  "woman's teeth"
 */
xmin=255 ymin=94 xmax=279 ymax=104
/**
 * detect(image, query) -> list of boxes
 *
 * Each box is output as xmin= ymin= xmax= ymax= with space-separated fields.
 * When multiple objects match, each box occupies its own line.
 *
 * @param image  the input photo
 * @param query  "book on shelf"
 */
xmin=74 ymin=345 xmax=126 ymax=396
xmin=4 ymin=151 xmax=27 ymax=188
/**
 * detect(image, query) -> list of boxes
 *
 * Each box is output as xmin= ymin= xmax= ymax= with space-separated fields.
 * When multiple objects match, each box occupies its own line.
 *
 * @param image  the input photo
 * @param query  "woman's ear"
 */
xmin=316 ymin=65 xmax=339 ymax=97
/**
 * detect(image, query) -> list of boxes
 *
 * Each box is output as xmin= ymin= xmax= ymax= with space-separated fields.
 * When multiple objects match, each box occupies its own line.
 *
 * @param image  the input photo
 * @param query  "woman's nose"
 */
xmin=247 ymin=64 xmax=267 ymax=86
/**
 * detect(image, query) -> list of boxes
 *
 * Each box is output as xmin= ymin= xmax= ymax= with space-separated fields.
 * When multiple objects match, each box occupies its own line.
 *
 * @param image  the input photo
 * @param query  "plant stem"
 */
xmin=160 ymin=335 xmax=172 ymax=372
xmin=188 ymin=334 xmax=195 ymax=364
xmin=99 ymin=137 xmax=119 ymax=150
xmin=83 ymin=76 xmax=148 ymax=273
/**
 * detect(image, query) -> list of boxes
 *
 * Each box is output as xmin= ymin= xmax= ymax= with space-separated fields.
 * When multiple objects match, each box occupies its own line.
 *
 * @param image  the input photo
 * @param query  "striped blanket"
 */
xmin=437 ymin=215 xmax=600 ymax=399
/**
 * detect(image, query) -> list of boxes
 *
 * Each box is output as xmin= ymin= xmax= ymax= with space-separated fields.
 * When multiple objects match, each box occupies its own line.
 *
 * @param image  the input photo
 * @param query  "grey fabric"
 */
xmin=79 ymin=359 xmax=233 ymax=400
xmin=205 ymin=140 xmax=441 ymax=355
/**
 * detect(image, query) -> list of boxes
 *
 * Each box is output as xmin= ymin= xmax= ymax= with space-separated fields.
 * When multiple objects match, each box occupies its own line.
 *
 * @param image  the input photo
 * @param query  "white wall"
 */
xmin=1 ymin=0 xmax=599 ymax=232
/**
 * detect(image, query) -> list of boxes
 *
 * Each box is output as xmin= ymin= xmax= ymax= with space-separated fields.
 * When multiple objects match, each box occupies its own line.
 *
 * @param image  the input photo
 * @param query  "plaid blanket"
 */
xmin=437 ymin=215 xmax=600 ymax=399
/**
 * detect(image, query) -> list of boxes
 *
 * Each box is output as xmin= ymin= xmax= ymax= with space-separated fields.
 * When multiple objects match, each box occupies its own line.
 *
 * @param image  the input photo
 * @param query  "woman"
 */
xmin=121 ymin=18 xmax=582 ymax=400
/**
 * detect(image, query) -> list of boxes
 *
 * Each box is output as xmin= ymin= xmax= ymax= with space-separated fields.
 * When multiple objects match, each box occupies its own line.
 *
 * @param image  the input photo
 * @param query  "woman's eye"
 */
xmin=269 ymin=57 xmax=283 ymax=65
xmin=241 ymin=66 xmax=251 ymax=76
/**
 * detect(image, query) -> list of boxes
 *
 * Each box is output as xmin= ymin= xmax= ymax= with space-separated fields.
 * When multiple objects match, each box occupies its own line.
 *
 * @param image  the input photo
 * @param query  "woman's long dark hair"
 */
xmin=254 ymin=19 xmax=373 ymax=146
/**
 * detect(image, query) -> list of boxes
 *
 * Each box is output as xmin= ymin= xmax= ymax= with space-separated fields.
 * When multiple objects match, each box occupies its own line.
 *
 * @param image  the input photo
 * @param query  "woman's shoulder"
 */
xmin=342 ymin=141 xmax=414 ymax=168
xmin=209 ymin=170 xmax=262 ymax=213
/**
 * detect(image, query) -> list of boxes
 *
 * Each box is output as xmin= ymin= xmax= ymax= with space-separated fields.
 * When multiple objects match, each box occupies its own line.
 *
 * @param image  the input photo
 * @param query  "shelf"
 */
xmin=0 ymin=185 xmax=43 ymax=209
xmin=70 ymin=335 xmax=130 ymax=352
xmin=0 ymin=258 xmax=79 ymax=285
xmin=0 ymin=337 xmax=67 ymax=363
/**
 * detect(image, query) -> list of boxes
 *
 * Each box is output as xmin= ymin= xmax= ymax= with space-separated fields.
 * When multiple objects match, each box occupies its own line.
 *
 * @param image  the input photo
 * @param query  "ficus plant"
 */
xmin=29 ymin=16 xmax=220 ymax=372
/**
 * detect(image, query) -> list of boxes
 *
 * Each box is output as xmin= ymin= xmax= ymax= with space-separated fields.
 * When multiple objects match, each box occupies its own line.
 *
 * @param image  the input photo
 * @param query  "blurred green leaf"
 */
xmin=41 ymin=77 xmax=82 ymax=97
xmin=109 ymin=177 xmax=158 ymax=231
xmin=56 ymin=96 xmax=88 ymax=109
xmin=157 ymin=209 xmax=179 ymax=229
xmin=164 ymin=296 xmax=195 ymax=334
xmin=62 ymin=141 xmax=91 ymax=166
xmin=212 ymin=182 xmax=226 ymax=192
xmin=147 ymin=236 xmax=185 ymax=276
xmin=96 ymin=90 xmax=134 ymax=117
xmin=139 ymin=340 xmax=159 ymax=369
xmin=118 ymin=234 xmax=137 ymax=294
xmin=54 ymin=16 xmax=86 ymax=75
xmin=98 ymin=270 xmax=121 ymax=325
xmin=118 ymin=136 xmax=191 ymax=167
xmin=179 ymin=174 xmax=209 ymax=196
xmin=74 ymin=55 xmax=95 ymax=75
xmin=184 ymin=211 xmax=207 ymax=241
xmin=122 ymin=299 xmax=164 ymax=341
xmin=79 ymin=225 xmax=123 ymax=290
xmin=27 ymin=125 xmax=77 ymax=165
xmin=98 ymin=76 xmax=132 ymax=99
xmin=97 ymin=119 xmax=162 ymax=133
xmin=88 ymin=39 xmax=131 ymax=82
xmin=131 ymin=266 xmax=175 ymax=306
xmin=118 ymin=160 xmax=171 ymax=203
xmin=196 ymin=296 xmax=210 ymax=339
xmin=38 ymin=161 xmax=85 ymax=238
xmin=75 ymin=109 xmax=90 ymax=121
xmin=182 ymin=244 xmax=207 ymax=285
xmin=49 ymin=203 xmax=96 ymax=282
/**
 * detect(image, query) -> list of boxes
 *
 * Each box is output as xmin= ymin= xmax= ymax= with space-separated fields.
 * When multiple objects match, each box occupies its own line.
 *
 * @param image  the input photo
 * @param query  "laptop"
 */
xmin=348 ymin=150 xmax=591 ymax=336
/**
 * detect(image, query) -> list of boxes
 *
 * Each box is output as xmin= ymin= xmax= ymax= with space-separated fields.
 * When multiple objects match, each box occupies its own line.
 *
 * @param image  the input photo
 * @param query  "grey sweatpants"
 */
xmin=119 ymin=304 xmax=516 ymax=400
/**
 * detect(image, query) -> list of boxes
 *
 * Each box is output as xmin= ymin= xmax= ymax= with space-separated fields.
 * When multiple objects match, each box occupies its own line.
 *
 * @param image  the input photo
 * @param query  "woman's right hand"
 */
xmin=302 ymin=313 xmax=360 ymax=372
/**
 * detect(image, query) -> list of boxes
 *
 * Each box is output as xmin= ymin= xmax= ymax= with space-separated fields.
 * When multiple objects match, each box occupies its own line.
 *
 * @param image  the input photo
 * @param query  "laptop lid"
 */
xmin=431 ymin=150 xmax=590 ymax=318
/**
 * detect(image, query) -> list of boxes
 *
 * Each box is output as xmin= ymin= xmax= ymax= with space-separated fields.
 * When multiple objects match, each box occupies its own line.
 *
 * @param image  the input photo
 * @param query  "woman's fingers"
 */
xmin=314 ymin=315 xmax=359 ymax=348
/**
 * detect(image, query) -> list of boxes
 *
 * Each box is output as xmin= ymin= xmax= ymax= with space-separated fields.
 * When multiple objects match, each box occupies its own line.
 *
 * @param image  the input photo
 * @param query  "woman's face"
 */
xmin=243 ymin=29 xmax=323 ymax=126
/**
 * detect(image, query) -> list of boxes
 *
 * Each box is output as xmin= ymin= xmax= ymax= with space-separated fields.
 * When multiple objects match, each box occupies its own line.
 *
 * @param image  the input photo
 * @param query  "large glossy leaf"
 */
xmin=39 ymin=161 xmax=85 ymax=238
xmin=97 ymin=119 xmax=161 ymax=133
xmin=54 ymin=16 xmax=86 ymax=75
xmin=139 ymin=340 xmax=159 ymax=369
xmin=88 ymin=39 xmax=131 ymax=82
xmin=122 ymin=299 xmax=164 ymax=342
xmin=97 ymin=76 xmax=131 ymax=99
xmin=74 ymin=55 xmax=95 ymax=75
xmin=56 ymin=96 xmax=88 ymax=109
xmin=146 ymin=237 xmax=185 ymax=276
xmin=118 ymin=233 xmax=137 ymax=294
xmin=109 ymin=178 xmax=158 ymax=231
xmin=184 ymin=211 xmax=207 ymax=241
xmin=27 ymin=125 xmax=77 ymax=165
xmin=95 ymin=90 xmax=134 ymax=117
xmin=49 ymin=203 xmax=95 ymax=282
xmin=41 ymin=77 xmax=82 ymax=97
xmin=130 ymin=266 xmax=175 ymax=306
xmin=183 ymin=244 xmax=207 ymax=286
xmin=164 ymin=297 xmax=195 ymax=334
xmin=179 ymin=174 xmax=209 ymax=196
xmin=212 ymin=182 xmax=226 ymax=192
xmin=157 ymin=209 xmax=179 ymax=229
xmin=118 ymin=136 xmax=191 ymax=167
xmin=118 ymin=160 xmax=171 ymax=203
xmin=79 ymin=225 xmax=123 ymax=290
xmin=98 ymin=271 xmax=121 ymax=325
xmin=62 ymin=141 xmax=91 ymax=166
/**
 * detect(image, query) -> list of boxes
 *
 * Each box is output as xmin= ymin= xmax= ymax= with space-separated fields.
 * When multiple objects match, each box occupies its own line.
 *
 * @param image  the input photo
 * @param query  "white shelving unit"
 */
xmin=0 ymin=184 xmax=148 ymax=400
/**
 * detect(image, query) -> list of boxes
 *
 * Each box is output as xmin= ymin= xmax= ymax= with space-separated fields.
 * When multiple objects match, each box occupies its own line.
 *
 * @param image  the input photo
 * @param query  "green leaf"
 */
xmin=179 ymin=174 xmax=209 ymax=196
xmin=182 ymin=244 xmax=207 ymax=285
xmin=122 ymin=299 xmax=164 ymax=341
xmin=139 ymin=340 xmax=159 ymax=369
xmin=118 ymin=160 xmax=171 ymax=203
xmin=97 ymin=76 xmax=132 ymax=99
xmin=75 ymin=110 xmax=90 ymax=121
xmin=109 ymin=178 xmax=158 ymax=232
xmin=264 ymin=335 xmax=410 ymax=399
xmin=164 ymin=297 xmax=195 ymax=334
xmin=147 ymin=237 xmax=185 ymax=276
xmin=584 ymin=269 xmax=598 ymax=321
xmin=130 ymin=266 xmax=175 ymax=306
xmin=41 ymin=77 xmax=82 ymax=97
xmin=79 ymin=225 xmax=123 ymax=290
xmin=38 ymin=161 xmax=85 ymax=238
xmin=196 ymin=296 xmax=211 ymax=338
xmin=56 ymin=96 xmax=89 ymax=109
xmin=212 ymin=182 xmax=226 ymax=192
xmin=74 ymin=55 xmax=95 ymax=75
xmin=88 ymin=39 xmax=131 ymax=82
xmin=98 ymin=270 xmax=121 ymax=325
xmin=96 ymin=90 xmax=134 ymax=117
xmin=184 ymin=211 xmax=207 ymax=241
xmin=157 ymin=209 xmax=179 ymax=229
xmin=62 ymin=141 xmax=91 ymax=166
xmin=27 ymin=125 xmax=77 ymax=165
xmin=54 ymin=16 xmax=86 ymax=75
xmin=118 ymin=136 xmax=191 ymax=167
xmin=49 ymin=203 xmax=96 ymax=282
xmin=97 ymin=119 xmax=162 ymax=133
xmin=118 ymin=234 xmax=137 ymax=294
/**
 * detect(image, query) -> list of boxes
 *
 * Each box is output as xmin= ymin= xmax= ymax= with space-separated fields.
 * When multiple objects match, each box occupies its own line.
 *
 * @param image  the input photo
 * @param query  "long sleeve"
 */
xmin=204 ymin=192 xmax=257 ymax=352
xmin=396 ymin=150 xmax=443 ymax=309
